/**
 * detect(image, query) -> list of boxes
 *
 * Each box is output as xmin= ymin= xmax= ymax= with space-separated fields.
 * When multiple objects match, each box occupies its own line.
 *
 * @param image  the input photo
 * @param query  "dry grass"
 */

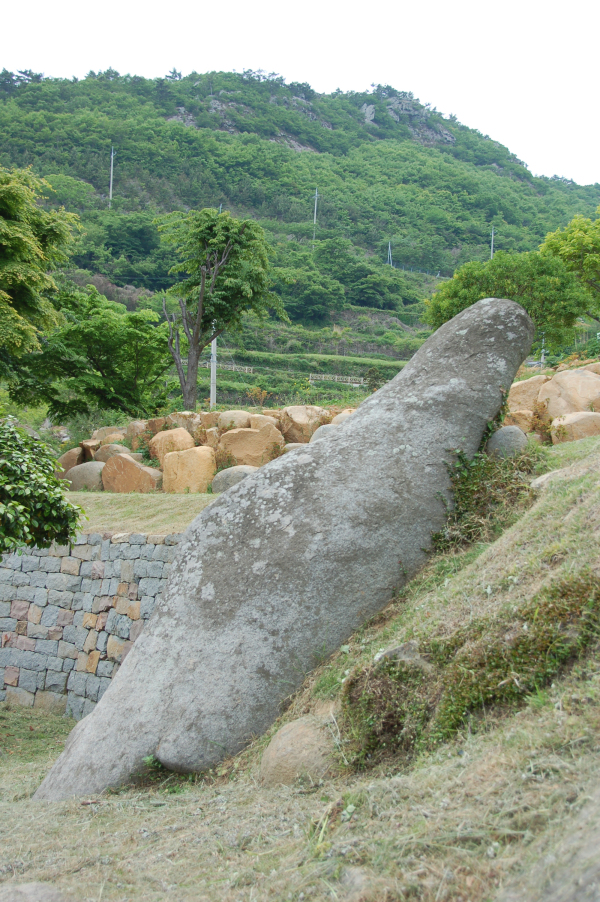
xmin=70 ymin=492 xmax=215 ymax=535
xmin=2 ymin=438 xmax=600 ymax=901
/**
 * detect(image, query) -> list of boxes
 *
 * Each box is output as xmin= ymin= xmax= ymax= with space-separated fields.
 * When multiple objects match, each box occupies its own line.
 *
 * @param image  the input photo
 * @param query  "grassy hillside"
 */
xmin=2 ymin=437 xmax=600 ymax=901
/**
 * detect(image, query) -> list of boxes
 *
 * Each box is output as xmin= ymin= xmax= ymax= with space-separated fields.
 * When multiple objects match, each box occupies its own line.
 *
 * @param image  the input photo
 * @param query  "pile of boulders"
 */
xmin=55 ymin=405 xmax=356 ymax=495
xmin=506 ymin=361 xmax=600 ymax=443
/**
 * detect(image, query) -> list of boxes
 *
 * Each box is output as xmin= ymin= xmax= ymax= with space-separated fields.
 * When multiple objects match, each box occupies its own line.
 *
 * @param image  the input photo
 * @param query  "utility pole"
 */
xmin=540 ymin=333 xmax=545 ymax=367
xmin=109 ymin=146 xmax=115 ymax=210
xmin=387 ymin=241 xmax=393 ymax=266
xmin=210 ymin=333 xmax=217 ymax=409
xmin=490 ymin=226 xmax=495 ymax=259
xmin=219 ymin=203 xmax=222 ymax=213
xmin=312 ymin=188 xmax=320 ymax=250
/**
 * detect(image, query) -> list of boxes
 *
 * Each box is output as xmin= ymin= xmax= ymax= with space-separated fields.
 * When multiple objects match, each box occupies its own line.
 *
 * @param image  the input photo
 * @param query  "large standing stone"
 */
xmin=34 ymin=298 xmax=534 ymax=801
xmin=101 ymin=454 xmax=162 ymax=493
xmin=537 ymin=370 xmax=600 ymax=421
xmin=54 ymin=447 xmax=84 ymax=478
xmin=125 ymin=419 xmax=148 ymax=448
xmin=163 ymin=446 xmax=216 ymax=493
xmin=64 ymin=461 xmax=105 ymax=491
xmin=149 ymin=427 xmax=194 ymax=466
xmin=279 ymin=405 xmax=330 ymax=443
xmin=218 ymin=424 xmax=285 ymax=467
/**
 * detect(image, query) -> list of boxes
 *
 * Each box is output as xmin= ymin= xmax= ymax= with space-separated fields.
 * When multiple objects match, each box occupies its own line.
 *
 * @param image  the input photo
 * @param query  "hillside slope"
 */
xmin=1 ymin=438 xmax=600 ymax=901
xmin=1 ymin=69 xmax=598 ymax=304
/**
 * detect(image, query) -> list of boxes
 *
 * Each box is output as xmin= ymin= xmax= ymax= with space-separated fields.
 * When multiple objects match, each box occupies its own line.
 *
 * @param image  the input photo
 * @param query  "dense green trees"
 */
xmin=11 ymin=283 xmax=171 ymax=418
xmin=0 ymin=166 xmax=77 ymax=370
xmin=0 ymin=69 xmax=597 ymax=322
xmin=0 ymin=417 xmax=81 ymax=553
xmin=424 ymin=251 xmax=595 ymax=347
xmin=541 ymin=208 xmax=600 ymax=302
xmin=157 ymin=209 xmax=286 ymax=408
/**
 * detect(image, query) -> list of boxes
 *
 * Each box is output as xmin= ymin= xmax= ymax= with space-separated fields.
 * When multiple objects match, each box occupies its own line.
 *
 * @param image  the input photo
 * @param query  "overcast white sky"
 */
xmin=3 ymin=0 xmax=599 ymax=186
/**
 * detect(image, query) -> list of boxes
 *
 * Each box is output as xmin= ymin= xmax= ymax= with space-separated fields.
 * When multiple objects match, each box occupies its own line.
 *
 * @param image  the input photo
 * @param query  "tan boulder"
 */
xmin=507 ymin=374 xmax=549 ymax=413
xmin=218 ymin=424 xmax=285 ymax=467
xmin=260 ymin=716 xmax=338 ymax=786
xmin=99 ymin=433 xmax=127 ymax=447
xmin=584 ymin=362 xmax=600 ymax=375
xmin=504 ymin=410 xmax=535 ymax=433
xmin=250 ymin=413 xmax=278 ymax=429
xmin=203 ymin=427 xmax=219 ymax=449
xmin=94 ymin=444 xmax=137 ymax=463
xmin=279 ymin=405 xmax=331 ymax=443
xmin=147 ymin=417 xmax=166 ymax=434
xmin=551 ymin=412 xmax=600 ymax=444
xmin=538 ymin=370 xmax=600 ymax=422
xmin=166 ymin=410 xmax=203 ymax=436
xmin=163 ymin=446 xmax=216 ymax=493
xmin=91 ymin=425 xmax=125 ymax=441
xmin=54 ymin=447 xmax=84 ymax=478
xmin=199 ymin=411 xmax=219 ymax=428
xmin=102 ymin=454 xmax=162 ymax=493
xmin=80 ymin=439 xmax=100 ymax=461
xmin=125 ymin=420 xmax=148 ymax=448
xmin=331 ymin=408 xmax=356 ymax=425
xmin=65 ymin=461 xmax=105 ymax=491
xmin=149 ymin=427 xmax=194 ymax=466
xmin=217 ymin=409 xmax=251 ymax=430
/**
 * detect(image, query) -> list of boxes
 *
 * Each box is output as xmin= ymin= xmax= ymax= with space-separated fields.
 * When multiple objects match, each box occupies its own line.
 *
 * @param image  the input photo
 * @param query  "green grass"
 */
xmin=72 ymin=491 xmax=214 ymax=535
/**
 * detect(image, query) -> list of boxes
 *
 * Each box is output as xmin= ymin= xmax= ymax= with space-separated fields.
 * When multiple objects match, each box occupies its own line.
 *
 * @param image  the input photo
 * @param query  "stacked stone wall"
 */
xmin=0 ymin=532 xmax=182 ymax=719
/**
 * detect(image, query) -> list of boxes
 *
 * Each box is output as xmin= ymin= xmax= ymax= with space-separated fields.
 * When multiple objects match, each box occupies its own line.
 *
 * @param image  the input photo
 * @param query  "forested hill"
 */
xmin=1 ymin=68 xmax=599 ymax=319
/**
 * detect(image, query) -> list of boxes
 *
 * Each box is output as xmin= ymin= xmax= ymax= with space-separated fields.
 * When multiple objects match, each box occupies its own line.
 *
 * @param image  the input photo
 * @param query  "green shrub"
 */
xmin=0 ymin=418 xmax=81 ymax=553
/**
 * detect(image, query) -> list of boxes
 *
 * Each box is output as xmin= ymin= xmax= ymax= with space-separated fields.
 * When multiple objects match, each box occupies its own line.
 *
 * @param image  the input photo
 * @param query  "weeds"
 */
xmin=342 ymin=572 xmax=600 ymax=766
xmin=431 ymin=447 xmax=543 ymax=553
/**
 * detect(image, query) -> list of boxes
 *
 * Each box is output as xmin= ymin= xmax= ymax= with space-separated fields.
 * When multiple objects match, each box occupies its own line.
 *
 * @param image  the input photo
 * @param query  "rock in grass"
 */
xmin=485 ymin=425 xmax=528 ymax=458
xmin=260 ymin=716 xmax=338 ymax=786
xmin=64 ymin=461 xmax=105 ymax=491
xmin=211 ymin=465 xmax=258 ymax=493
xmin=34 ymin=298 xmax=534 ymax=801
xmin=101 ymin=454 xmax=162 ymax=493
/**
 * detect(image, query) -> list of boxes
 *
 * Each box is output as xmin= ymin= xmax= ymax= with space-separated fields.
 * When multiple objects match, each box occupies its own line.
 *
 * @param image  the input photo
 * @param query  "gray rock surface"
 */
xmin=63 ymin=462 xmax=105 ymax=492
xmin=309 ymin=423 xmax=338 ymax=443
xmin=486 ymin=425 xmax=528 ymax=458
xmin=34 ymin=298 xmax=534 ymax=800
xmin=211 ymin=465 xmax=258 ymax=493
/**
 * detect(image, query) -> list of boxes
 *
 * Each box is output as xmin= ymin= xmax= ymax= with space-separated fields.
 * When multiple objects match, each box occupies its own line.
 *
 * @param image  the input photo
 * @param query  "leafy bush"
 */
xmin=0 ymin=418 xmax=81 ymax=553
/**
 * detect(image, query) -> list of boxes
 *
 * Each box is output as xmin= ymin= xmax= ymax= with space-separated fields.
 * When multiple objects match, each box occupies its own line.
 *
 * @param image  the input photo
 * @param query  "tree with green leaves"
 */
xmin=541 ymin=208 xmax=600 ymax=304
xmin=0 ymin=166 xmax=78 ymax=373
xmin=157 ymin=208 xmax=286 ymax=409
xmin=10 ymin=283 xmax=171 ymax=419
xmin=0 ymin=418 xmax=81 ymax=553
xmin=424 ymin=251 xmax=595 ymax=347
